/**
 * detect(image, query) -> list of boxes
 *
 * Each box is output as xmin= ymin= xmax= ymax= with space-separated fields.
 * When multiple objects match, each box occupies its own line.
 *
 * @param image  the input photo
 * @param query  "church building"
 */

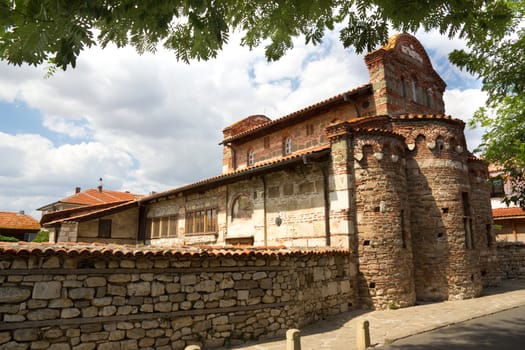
xmin=43 ymin=34 xmax=498 ymax=309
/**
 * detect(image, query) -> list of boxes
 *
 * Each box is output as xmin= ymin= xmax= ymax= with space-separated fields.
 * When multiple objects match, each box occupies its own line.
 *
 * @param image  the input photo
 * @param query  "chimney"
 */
xmin=17 ymin=210 xmax=25 ymax=216
xmin=75 ymin=187 xmax=81 ymax=194
xmin=98 ymin=178 xmax=103 ymax=192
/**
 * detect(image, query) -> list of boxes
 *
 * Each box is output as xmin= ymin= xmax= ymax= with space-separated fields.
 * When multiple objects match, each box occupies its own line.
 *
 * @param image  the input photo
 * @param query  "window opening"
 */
xmin=490 ymin=178 xmax=504 ymax=197
xmin=98 ymin=219 xmax=112 ymax=238
xmin=264 ymin=136 xmax=270 ymax=149
xmin=248 ymin=149 xmax=255 ymax=166
xmin=284 ymin=137 xmax=292 ymax=155
xmin=462 ymin=192 xmax=474 ymax=249
xmin=306 ymin=124 xmax=314 ymax=136
xmin=185 ymin=209 xmax=217 ymax=234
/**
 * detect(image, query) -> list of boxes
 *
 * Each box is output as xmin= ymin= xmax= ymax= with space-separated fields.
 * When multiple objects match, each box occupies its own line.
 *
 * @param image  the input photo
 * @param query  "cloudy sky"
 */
xmin=0 ymin=28 xmax=487 ymax=219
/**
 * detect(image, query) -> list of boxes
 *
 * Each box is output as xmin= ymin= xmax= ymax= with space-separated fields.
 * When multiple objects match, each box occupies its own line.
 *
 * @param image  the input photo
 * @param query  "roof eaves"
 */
xmin=220 ymin=84 xmax=372 ymax=144
xmin=141 ymin=147 xmax=331 ymax=204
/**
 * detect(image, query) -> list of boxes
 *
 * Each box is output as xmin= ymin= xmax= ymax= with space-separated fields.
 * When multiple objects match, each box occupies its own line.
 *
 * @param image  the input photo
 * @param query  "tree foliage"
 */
xmin=449 ymin=1 xmax=524 ymax=208
xmin=0 ymin=0 xmax=516 ymax=69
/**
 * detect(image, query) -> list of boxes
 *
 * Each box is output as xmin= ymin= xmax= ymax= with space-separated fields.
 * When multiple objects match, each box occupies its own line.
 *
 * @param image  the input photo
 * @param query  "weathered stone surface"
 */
xmin=84 ymin=277 xmax=106 ymax=287
xmin=27 ymin=308 xmax=60 ymax=321
xmin=30 ymin=341 xmax=50 ymax=349
xmin=69 ymin=288 xmax=95 ymax=300
xmin=61 ymin=308 xmax=81 ymax=318
xmin=127 ymin=282 xmax=150 ymax=296
xmin=13 ymin=329 xmax=38 ymax=341
xmin=0 ymin=287 xmax=31 ymax=303
xmin=49 ymin=298 xmax=74 ymax=308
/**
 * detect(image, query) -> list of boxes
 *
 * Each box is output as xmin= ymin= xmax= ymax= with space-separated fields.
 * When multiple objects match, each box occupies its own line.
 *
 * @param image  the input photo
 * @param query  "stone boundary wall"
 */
xmin=0 ymin=245 xmax=355 ymax=349
xmin=497 ymin=242 xmax=525 ymax=279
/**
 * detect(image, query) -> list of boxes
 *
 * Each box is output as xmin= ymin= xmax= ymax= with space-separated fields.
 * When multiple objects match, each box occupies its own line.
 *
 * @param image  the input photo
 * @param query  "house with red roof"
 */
xmin=37 ymin=183 xmax=140 ymax=214
xmin=40 ymin=34 xmax=497 ymax=309
xmin=489 ymin=166 xmax=525 ymax=242
xmin=0 ymin=211 xmax=40 ymax=241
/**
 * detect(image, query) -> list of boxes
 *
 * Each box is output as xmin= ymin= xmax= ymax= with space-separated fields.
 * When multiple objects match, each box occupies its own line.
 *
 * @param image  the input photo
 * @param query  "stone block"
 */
xmin=30 ymin=341 xmax=50 ymax=349
xmin=4 ymin=314 xmax=25 ymax=322
xmin=127 ymin=328 xmax=146 ymax=339
xmin=27 ymin=308 xmax=60 ymax=321
xmin=0 ymin=287 xmax=31 ymax=304
xmin=61 ymin=308 xmax=81 ymax=318
xmin=107 ymin=274 xmax=131 ymax=283
xmin=85 ymin=277 xmax=106 ymax=287
xmin=195 ymin=280 xmax=216 ymax=293
xmin=127 ymin=282 xmax=150 ymax=296
xmin=42 ymin=256 xmax=61 ymax=269
xmin=180 ymin=274 xmax=197 ymax=285
xmin=69 ymin=288 xmax=95 ymax=300
xmin=151 ymin=281 xmax=165 ymax=296
xmin=13 ymin=328 xmax=38 ymax=342
xmin=28 ymin=282 xmax=59 ymax=301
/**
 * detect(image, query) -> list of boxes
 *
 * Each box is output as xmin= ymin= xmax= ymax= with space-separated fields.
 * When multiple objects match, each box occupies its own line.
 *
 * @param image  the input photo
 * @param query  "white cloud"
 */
xmin=444 ymin=88 xmax=487 ymax=151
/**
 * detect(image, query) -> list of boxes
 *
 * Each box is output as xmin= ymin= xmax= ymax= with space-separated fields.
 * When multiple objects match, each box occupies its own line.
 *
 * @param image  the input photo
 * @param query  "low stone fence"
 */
xmin=0 ymin=243 xmax=356 ymax=349
xmin=497 ymin=242 xmax=525 ymax=279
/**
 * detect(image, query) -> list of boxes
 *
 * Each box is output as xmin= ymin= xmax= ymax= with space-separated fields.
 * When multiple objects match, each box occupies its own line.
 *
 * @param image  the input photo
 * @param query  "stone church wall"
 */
xmin=0 ymin=246 xmax=355 ymax=349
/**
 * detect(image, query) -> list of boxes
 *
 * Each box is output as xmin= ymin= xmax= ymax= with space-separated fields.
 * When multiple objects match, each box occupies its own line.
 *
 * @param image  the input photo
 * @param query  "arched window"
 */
xmin=411 ymin=79 xmax=417 ymax=102
xmin=247 ymin=149 xmax=254 ymax=166
xmin=232 ymin=195 xmax=254 ymax=220
xmin=436 ymin=136 xmax=444 ymax=152
xmin=401 ymin=78 xmax=407 ymax=98
xmin=283 ymin=137 xmax=292 ymax=155
xmin=426 ymin=88 xmax=433 ymax=107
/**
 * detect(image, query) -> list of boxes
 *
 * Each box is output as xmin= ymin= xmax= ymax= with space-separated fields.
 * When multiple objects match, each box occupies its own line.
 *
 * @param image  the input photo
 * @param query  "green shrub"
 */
xmin=0 ymin=235 xmax=19 ymax=242
xmin=33 ymin=230 xmax=50 ymax=243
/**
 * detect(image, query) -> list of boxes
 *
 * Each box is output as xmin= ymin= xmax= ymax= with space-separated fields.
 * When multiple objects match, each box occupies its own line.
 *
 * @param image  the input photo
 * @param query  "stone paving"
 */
xmin=233 ymin=279 xmax=525 ymax=350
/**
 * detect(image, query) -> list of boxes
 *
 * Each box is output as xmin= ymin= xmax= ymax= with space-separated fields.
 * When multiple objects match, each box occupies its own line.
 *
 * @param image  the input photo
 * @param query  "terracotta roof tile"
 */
xmin=60 ymin=188 xmax=139 ymax=206
xmin=41 ymin=201 xmax=137 ymax=226
xmin=493 ymin=207 xmax=525 ymax=218
xmin=0 ymin=212 xmax=40 ymax=231
xmin=221 ymin=84 xmax=372 ymax=144
xmin=0 ymin=242 xmax=350 ymax=258
xmin=391 ymin=113 xmax=465 ymax=126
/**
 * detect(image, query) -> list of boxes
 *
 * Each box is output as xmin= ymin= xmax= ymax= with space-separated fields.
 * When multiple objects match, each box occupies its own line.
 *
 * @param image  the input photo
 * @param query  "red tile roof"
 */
xmin=221 ymin=84 xmax=372 ymax=144
xmin=0 ymin=212 xmax=40 ymax=231
xmin=41 ymin=201 xmax=138 ymax=226
xmin=391 ymin=113 xmax=465 ymax=126
xmin=60 ymin=188 xmax=138 ymax=206
xmin=37 ymin=188 xmax=141 ymax=211
xmin=0 ymin=241 xmax=350 ymax=258
xmin=493 ymin=207 xmax=525 ymax=219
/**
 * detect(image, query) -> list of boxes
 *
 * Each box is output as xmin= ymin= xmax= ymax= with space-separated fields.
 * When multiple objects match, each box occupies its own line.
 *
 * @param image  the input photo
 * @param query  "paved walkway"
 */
xmin=233 ymin=279 xmax=525 ymax=350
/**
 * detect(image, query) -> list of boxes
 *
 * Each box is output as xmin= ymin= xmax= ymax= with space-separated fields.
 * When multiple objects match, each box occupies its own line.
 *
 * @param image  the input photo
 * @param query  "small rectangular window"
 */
xmin=185 ymin=209 xmax=217 ymax=234
xmin=98 ymin=219 xmax=112 ymax=238
xmin=306 ymin=124 xmax=314 ymax=136
xmin=169 ymin=215 xmax=178 ymax=237
xmin=264 ymin=136 xmax=270 ymax=149
xmin=490 ymin=178 xmax=504 ymax=197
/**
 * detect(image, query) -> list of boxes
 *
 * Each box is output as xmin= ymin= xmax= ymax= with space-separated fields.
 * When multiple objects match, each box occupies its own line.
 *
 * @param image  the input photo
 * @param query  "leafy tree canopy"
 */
xmin=0 ymin=0 xmax=516 ymax=69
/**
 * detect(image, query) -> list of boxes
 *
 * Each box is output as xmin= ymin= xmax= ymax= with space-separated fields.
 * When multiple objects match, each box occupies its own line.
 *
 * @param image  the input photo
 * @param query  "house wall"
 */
xmin=497 ymin=242 xmax=525 ymax=279
xmin=495 ymin=218 xmax=525 ymax=242
xmin=0 ymin=247 xmax=355 ymax=349
xmin=77 ymin=208 xmax=139 ymax=244
xmin=147 ymin=163 xmax=329 ymax=248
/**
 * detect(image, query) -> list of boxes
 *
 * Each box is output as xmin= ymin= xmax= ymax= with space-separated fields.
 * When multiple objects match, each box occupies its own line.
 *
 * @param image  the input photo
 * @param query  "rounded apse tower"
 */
xmin=353 ymin=128 xmax=415 ymax=309
xmin=392 ymin=114 xmax=482 ymax=301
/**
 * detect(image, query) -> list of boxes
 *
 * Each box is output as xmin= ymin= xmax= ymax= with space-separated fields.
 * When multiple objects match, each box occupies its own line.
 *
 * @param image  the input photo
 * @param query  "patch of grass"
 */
xmin=33 ymin=230 xmax=50 ymax=242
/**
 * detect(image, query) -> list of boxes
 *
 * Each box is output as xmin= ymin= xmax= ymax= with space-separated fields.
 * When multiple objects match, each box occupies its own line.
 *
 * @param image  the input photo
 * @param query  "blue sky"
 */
xmin=0 ymin=29 xmax=487 ymax=218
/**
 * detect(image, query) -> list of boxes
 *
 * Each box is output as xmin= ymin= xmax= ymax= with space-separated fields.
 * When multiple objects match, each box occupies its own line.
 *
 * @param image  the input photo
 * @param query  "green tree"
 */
xmin=0 ymin=0 xmax=515 ymax=69
xmin=449 ymin=2 xmax=524 ymax=208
